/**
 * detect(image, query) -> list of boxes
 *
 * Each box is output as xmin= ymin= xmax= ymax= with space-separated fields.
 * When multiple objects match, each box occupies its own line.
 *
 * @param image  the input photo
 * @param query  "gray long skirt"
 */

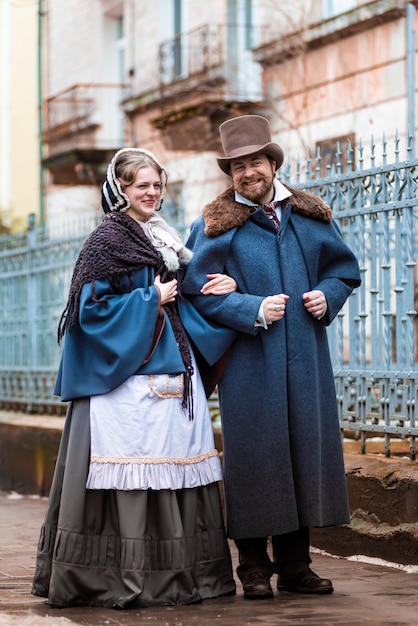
xmin=31 ymin=398 xmax=236 ymax=608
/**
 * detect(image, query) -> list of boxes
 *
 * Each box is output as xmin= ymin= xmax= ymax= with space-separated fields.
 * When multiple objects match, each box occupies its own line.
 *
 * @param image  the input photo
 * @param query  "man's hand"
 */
xmin=262 ymin=294 xmax=289 ymax=324
xmin=303 ymin=290 xmax=327 ymax=318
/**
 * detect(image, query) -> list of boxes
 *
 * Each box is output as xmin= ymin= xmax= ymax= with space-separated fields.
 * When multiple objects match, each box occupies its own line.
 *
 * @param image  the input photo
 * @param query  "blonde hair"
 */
xmin=101 ymin=147 xmax=167 ymax=212
xmin=114 ymin=150 xmax=164 ymax=189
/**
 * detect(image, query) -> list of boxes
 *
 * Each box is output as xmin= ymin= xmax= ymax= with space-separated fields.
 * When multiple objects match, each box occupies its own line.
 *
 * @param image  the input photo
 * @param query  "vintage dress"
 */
xmin=181 ymin=186 xmax=361 ymax=539
xmin=31 ymin=219 xmax=236 ymax=608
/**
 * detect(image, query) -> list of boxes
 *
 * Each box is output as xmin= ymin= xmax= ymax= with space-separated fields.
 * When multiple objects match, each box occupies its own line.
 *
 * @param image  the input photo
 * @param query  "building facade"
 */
xmin=41 ymin=0 xmax=418 ymax=232
xmin=0 ymin=0 xmax=40 ymax=233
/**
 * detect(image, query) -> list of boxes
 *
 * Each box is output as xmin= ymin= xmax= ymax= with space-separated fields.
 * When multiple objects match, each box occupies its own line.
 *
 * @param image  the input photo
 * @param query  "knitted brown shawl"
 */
xmin=58 ymin=211 xmax=194 ymax=416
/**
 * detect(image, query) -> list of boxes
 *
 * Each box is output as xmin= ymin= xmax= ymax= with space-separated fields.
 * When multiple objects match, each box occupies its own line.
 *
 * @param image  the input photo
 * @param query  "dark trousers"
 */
xmin=235 ymin=527 xmax=311 ymax=581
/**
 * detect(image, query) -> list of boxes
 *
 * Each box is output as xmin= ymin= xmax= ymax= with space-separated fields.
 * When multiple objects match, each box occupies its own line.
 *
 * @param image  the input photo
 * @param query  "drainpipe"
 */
xmin=38 ymin=0 xmax=45 ymax=229
xmin=1 ymin=0 xmax=11 ymax=229
xmin=406 ymin=3 xmax=415 ymax=157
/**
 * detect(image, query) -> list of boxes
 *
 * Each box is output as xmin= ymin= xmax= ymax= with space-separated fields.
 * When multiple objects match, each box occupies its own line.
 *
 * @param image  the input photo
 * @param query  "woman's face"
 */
xmin=123 ymin=166 xmax=162 ymax=222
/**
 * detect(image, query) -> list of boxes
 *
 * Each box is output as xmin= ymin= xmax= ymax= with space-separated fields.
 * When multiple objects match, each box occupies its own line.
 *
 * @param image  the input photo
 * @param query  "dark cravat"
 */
xmin=255 ymin=201 xmax=281 ymax=228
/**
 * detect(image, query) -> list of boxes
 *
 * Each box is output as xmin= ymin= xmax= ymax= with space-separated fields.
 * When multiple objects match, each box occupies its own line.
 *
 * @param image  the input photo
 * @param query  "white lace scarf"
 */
xmin=138 ymin=213 xmax=193 ymax=271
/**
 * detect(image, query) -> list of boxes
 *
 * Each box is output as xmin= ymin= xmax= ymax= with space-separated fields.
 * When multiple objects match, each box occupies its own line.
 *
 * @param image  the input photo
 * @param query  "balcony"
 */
xmin=252 ymin=0 xmax=405 ymax=67
xmin=122 ymin=24 xmax=265 ymax=151
xmin=42 ymin=83 xmax=129 ymax=185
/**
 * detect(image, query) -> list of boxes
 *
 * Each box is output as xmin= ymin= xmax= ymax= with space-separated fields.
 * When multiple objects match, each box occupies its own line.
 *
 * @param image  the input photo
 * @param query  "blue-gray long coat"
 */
xmin=182 ymin=186 xmax=361 ymax=539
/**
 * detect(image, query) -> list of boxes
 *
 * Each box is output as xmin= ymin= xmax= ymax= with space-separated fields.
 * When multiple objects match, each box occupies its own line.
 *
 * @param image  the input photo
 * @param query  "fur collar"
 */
xmin=202 ymin=184 xmax=332 ymax=237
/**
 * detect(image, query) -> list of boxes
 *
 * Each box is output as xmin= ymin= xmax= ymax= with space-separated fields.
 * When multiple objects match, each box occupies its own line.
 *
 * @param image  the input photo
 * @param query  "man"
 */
xmin=182 ymin=115 xmax=360 ymax=600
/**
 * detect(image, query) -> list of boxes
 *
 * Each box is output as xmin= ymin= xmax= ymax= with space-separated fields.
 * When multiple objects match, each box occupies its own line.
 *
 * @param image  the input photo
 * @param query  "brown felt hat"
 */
xmin=217 ymin=115 xmax=284 ymax=175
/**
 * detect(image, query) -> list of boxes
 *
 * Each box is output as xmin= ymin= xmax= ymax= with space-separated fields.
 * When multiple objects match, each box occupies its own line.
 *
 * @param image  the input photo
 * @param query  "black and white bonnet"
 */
xmin=101 ymin=148 xmax=168 ymax=214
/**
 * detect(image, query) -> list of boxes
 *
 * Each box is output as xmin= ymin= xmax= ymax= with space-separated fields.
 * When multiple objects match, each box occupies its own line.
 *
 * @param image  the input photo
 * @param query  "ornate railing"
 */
xmin=1 ymin=132 xmax=418 ymax=459
xmin=0 ymin=215 xmax=100 ymax=414
xmin=283 ymin=132 xmax=418 ymax=459
xmin=158 ymin=23 xmax=264 ymax=102
xmin=44 ymin=83 xmax=128 ymax=154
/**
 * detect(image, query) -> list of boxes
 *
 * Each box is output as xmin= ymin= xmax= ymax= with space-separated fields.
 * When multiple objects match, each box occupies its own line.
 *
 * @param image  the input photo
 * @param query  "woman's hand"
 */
xmin=154 ymin=274 xmax=178 ymax=305
xmin=200 ymin=273 xmax=237 ymax=295
xmin=262 ymin=293 xmax=289 ymax=324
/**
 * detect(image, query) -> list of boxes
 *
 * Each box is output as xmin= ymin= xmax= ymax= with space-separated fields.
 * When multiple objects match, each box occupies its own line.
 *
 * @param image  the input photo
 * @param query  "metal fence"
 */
xmin=1 ymin=134 xmax=417 ymax=456
xmin=0 ymin=214 xmax=99 ymax=415
xmin=282 ymin=132 xmax=418 ymax=459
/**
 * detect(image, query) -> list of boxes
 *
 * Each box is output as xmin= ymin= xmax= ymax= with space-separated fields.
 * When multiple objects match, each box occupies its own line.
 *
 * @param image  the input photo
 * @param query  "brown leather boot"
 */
xmin=242 ymin=572 xmax=274 ymax=599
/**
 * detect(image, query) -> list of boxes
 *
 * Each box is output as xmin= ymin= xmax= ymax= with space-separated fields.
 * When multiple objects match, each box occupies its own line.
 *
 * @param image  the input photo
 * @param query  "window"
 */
xmin=116 ymin=16 xmax=125 ymax=83
xmin=226 ymin=0 xmax=262 ymax=99
xmin=173 ymin=0 xmax=182 ymax=77
xmin=315 ymin=133 xmax=355 ymax=177
xmin=102 ymin=13 xmax=125 ymax=145
xmin=323 ymin=0 xmax=356 ymax=19
xmin=244 ymin=0 xmax=253 ymax=50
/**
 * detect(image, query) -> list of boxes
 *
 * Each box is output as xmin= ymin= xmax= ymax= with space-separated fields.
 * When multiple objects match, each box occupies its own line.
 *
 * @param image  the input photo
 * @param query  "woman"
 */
xmin=31 ymin=148 xmax=236 ymax=608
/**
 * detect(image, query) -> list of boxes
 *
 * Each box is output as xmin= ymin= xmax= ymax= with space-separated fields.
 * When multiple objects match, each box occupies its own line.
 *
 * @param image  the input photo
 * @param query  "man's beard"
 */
xmin=235 ymin=176 xmax=274 ymax=204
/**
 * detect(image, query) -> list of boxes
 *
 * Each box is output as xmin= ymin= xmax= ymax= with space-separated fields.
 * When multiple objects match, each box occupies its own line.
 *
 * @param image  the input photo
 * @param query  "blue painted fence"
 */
xmin=1 ymin=134 xmax=417 ymax=457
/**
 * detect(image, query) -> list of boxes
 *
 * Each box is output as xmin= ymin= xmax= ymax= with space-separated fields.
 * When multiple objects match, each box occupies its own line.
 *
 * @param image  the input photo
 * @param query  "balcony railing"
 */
xmin=43 ymin=83 xmax=129 ymax=156
xmin=159 ymin=24 xmax=223 ymax=85
xmin=158 ymin=23 xmax=264 ymax=103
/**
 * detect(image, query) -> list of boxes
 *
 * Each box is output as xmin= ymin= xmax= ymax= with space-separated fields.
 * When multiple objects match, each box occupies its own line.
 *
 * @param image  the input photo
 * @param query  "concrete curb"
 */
xmin=312 ymin=452 xmax=418 ymax=565
xmin=0 ymin=413 xmax=64 ymax=496
xmin=1 ymin=412 xmax=418 ymax=565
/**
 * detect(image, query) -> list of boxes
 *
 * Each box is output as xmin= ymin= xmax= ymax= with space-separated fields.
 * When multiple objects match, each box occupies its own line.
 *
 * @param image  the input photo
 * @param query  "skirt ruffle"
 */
xmin=86 ymin=453 xmax=223 ymax=490
xmin=31 ymin=398 xmax=236 ymax=608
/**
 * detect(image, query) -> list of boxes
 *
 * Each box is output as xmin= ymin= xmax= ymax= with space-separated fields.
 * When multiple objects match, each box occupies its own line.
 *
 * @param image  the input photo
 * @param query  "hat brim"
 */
xmin=217 ymin=142 xmax=284 ymax=175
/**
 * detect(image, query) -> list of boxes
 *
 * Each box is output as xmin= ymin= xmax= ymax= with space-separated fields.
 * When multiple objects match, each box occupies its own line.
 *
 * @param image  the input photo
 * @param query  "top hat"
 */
xmin=217 ymin=115 xmax=284 ymax=175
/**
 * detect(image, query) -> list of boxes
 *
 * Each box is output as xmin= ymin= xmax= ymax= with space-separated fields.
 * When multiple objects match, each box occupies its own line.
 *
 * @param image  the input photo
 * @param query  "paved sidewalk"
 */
xmin=1 ymin=490 xmax=418 ymax=626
